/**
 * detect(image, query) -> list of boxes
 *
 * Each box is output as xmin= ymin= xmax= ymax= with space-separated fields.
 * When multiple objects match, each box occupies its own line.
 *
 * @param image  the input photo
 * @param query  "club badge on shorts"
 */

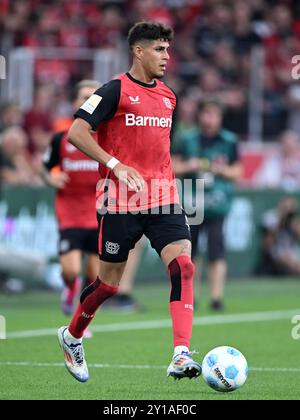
xmin=105 ymin=241 xmax=120 ymax=255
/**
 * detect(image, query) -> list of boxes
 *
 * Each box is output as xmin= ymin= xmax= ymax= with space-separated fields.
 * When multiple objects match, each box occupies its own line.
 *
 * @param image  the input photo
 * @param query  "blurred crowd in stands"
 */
xmin=1 ymin=0 xmax=300 ymax=188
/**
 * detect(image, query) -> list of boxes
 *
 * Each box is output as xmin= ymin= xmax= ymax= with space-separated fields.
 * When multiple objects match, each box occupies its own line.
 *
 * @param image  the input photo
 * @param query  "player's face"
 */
xmin=141 ymin=39 xmax=170 ymax=79
xmin=74 ymin=87 xmax=98 ymax=109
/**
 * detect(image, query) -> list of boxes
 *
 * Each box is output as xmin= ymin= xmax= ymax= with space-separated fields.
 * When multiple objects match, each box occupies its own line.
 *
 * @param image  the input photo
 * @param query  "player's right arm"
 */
xmin=68 ymin=80 xmax=144 ymax=192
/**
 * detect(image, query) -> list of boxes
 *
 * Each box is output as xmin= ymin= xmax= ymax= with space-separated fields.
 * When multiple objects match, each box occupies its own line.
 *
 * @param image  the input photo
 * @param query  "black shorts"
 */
xmin=59 ymin=228 xmax=98 ymax=256
xmin=190 ymin=217 xmax=225 ymax=262
xmin=97 ymin=205 xmax=191 ymax=263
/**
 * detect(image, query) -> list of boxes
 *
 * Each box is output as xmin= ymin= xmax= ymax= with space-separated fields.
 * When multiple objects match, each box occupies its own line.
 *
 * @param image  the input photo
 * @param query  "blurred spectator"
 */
xmin=232 ymin=1 xmax=262 ymax=56
xmin=262 ymin=67 xmax=287 ymax=137
xmin=173 ymin=95 xmax=198 ymax=145
xmin=255 ymin=130 xmax=300 ymax=191
xmin=194 ymin=3 xmax=234 ymax=59
xmin=89 ymin=3 xmax=125 ymax=48
xmin=173 ymin=31 xmax=200 ymax=84
xmin=23 ymin=84 xmax=53 ymax=174
xmin=133 ymin=0 xmax=174 ymax=27
xmin=213 ymin=41 xmax=240 ymax=84
xmin=2 ymin=0 xmax=31 ymax=39
xmin=0 ymin=126 xmax=42 ymax=186
xmin=172 ymin=98 xmax=242 ymax=310
xmin=258 ymin=197 xmax=300 ymax=276
xmin=198 ymin=66 xmax=224 ymax=97
xmin=0 ymin=102 xmax=23 ymax=133
xmin=287 ymin=82 xmax=300 ymax=136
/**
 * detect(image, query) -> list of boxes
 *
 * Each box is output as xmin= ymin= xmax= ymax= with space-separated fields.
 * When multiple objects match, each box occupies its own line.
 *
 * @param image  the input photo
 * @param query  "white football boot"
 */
xmin=58 ymin=326 xmax=89 ymax=382
xmin=167 ymin=348 xmax=202 ymax=380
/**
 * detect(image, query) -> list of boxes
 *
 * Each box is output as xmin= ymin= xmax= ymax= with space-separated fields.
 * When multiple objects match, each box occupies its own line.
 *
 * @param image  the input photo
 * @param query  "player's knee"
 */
xmin=100 ymin=262 xmax=125 ymax=287
xmin=180 ymin=257 xmax=195 ymax=282
xmin=169 ymin=255 xmax=195 ymax=282
xmin=80 ymin=277 xmax=118 ymax=305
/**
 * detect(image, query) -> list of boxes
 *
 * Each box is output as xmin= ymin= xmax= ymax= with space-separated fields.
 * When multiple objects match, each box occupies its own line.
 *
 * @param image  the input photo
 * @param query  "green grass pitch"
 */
xmin=0 ymin=279 xmax=300 ymax=400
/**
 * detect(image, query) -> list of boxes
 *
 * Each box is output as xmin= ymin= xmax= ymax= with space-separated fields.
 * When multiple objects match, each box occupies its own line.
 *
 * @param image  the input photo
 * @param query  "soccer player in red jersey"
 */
xmin=58 ymin=22 xmax=202 ymax=382
xmin=43 ymin=80 xmax=100 ymax=322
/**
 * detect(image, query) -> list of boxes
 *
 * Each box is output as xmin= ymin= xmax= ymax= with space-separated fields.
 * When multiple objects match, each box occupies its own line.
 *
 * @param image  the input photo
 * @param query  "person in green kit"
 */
xmin=172 ymin=98 xmax=242 ymax=310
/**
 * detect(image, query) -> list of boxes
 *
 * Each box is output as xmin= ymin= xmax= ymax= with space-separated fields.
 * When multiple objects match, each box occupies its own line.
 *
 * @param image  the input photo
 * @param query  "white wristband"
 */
xmin=106 ymin=157 xmax=120 ymax=170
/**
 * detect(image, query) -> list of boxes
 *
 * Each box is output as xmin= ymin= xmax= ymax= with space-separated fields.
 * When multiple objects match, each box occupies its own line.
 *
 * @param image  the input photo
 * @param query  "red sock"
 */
xmin=69 ymin=277 xmax=118 ymax=338
xmin=65 ymin=276 xmax=79 ymax=292
xmin=168 ymin=256 xmax=195 ymax=348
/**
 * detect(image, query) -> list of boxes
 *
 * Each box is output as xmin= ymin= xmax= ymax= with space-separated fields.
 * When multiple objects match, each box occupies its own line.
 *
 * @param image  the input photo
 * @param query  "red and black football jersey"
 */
xmin=44 ymin=131 xmax=99 ymax=229
xmin=74 ymin=73 xmax=179 ymax=212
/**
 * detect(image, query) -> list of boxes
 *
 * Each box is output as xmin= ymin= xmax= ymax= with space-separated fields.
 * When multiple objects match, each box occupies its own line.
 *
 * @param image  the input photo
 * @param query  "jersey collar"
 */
xmin=126 ymin=72 xmax=157 ymax=88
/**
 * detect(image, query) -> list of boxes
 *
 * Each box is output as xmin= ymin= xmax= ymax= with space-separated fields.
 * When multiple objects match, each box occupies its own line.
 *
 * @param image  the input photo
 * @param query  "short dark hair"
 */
xmin=70 ymin=80 xmax=101 ymax=102
xmin=127 ymin=21 xmax=174 ymax=49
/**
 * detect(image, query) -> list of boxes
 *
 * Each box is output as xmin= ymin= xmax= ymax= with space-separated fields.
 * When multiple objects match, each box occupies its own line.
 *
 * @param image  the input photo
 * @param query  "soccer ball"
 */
xmin=202 ymin=346 xmax=248 ymax=392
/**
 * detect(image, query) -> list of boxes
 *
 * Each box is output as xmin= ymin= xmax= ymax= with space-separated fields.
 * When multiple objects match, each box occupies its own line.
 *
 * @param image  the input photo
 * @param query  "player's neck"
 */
xmin=128 ymin=65 xmax=155 ymax=85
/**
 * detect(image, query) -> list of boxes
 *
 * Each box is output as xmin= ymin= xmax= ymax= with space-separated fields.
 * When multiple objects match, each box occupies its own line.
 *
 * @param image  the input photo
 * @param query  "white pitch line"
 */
xmin=0 ymin=362 xmax=164 ymax=369
xmin=251 ymin=367 xmax=300 ymax=373
xmin=5 ymin=308 xmax=300 ymax=340
xmin=0 ymin=361 xmax=300 ymax=374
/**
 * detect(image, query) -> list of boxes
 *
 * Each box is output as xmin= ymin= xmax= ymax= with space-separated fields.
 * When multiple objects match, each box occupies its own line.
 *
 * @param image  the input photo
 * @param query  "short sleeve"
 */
xmin=74 ymin=79 xmax=121 ymax=131
xmin=43 ymin=131 xmax=64 ymax=170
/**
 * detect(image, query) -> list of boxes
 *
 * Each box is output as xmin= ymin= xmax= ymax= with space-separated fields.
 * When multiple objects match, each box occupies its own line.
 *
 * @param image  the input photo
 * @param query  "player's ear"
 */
xmin=132 ymin=44 xmax=144 ymax=60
